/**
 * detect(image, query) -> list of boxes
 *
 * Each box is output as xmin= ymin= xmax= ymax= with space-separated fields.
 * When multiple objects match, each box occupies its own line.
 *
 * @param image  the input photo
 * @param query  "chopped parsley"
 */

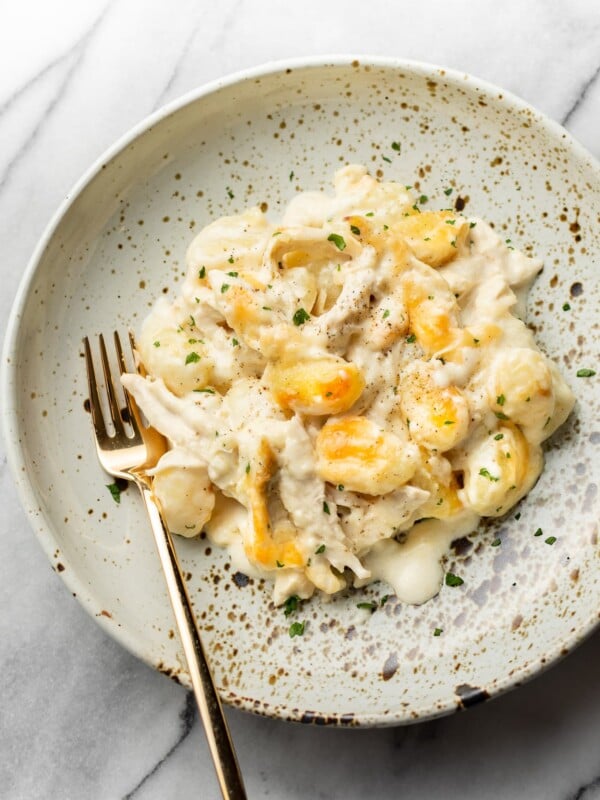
xmin=382 ymin=155 xmax=392 ymax=163
xmin=245 ymin=463 xmax=250 ymax=474
xmin=276 ymin=560 xmax=284 ymax=568
xmin=337 ymin=484 xmax=344 ymax=491
xmin=545 ymin=536 xmax=557 ymax=545
xmin=496 ymin=394 xmax=506 ymax=406
xmin=534 ymin=527 xmax=543 ymax=537
xmin=315 ymin=544 xmax=326 ymax=555
xmin=479 ymin=467 xmax=500 ymax=482
xmin=382 ymin=309 xmax=390 ymax=319
xmin=443 ymin=420 xmax=455 ymax=425
xmin=327 ymin=233 xmax=347 ymax=251
xmin=106 ymin=483 xmax=122 ymax=504
xmin=419 ymin=194 xmax=428 ymax=204
xmin=576 ymin=368 xmax=596 ymax=377
xmin=221 ymin=284 xmax=230 ymax=293
xmin=289 ymin=170 xmax=294 ymax=181
xmin=469 ymin=221 xmax=477 ymax=228
xmin=185 ymin=351 xmax=200 ymax=364
xmin=289 ymin=621 xmax=305 ymax=638
xmin=293 ymin=307 xmax=310 ymax=326
xmin=495 ymin=411 xmax=510 ymax=420
xmin=562 ymin=302 xmax=571 ymax=311
xmin=433 ymin=627 xmax=443 ymax=636
xmin=356 ymin=601 xmax=377 ymax=612
xmin=445 ymin=219 xmax=456 ymax=225
xmin=153 ymin=340 xmax=161 ymax=348
xmin=391 ymin=141 xmax=401 ymax=152
xmin=262 ymin=306 xmax=272 ymax=311
xmin=226 ymin=187 xmax=234 ymax=199
xmin=323 ymin=501 xmax=331 ymax=515
xmin=283 ymin=595 xmax=300 ymax=616
xmin=198 ymin=266 xmax=206 ymax=279
xmin=406 ymin=333 xmax=416 ymax=343
xmin=227 ymin=255 xmax=235 ymax=264
xmin=515 ymin=512 xmax=521 ymax=520
xmin=350 ymin=224 xmax=361 ymax=235
xmin=445 ymin=572 xmax=464 ymax=587
xmin=444 ymin=187 xmax=453 ymax=196
xmin=226 ymin=270 xmax=238 ymax=277
xmin=491 ymin=538 xmax=501 ymax=547
xmin=193 ymin=387 xmax=215 ymax=394
xmin=494 ymin=433 xmax=504 ymax=440
xmin=450 ymin=238 xmax=457 ymax=248
xmin=365 ymin=212 xmax=374 ymax=217
xmin=232 ymin=338 xmax=239 ymax=347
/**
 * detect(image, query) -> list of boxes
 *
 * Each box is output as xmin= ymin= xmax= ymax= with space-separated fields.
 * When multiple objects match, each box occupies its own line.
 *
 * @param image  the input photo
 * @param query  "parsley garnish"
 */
xmin=450 ymin=238 xmax=457 ymax=248
xmin=245 ymin=463 xmax=250 ymax=474
xmin=283 ymin=595 xmax=300 ymax=616
xmin=289 ymin=170 xmax=294 ymax=181
xmin=198 ymin=266 xmax=206 ymax=279
xmin=545 ymin=536 xmax=557 ymax=545
xmin=577 ymin=368 xmax=596 ymax=377
xmin=562 ymin=302 xmax=571 ymax=311
xmin=153 ymin=340 xmax=160 ymax=348
xmin=226 ymin=271 xmax=238 ymax=277
xmin=227 ymin=255 xmax=235 ymax=264
xmin=469 ymin=221 xmax=477 ymax=228
xmin=327 ymin=233 xmax=346 ymax=251
xmin=185 ymin=352 xmax=200 ymax=364
xmin=337 ymin=484 xmax=344 ymax=491
xmin=315 ymin=544 xmax=326 ymax=554
xmin=443 ymin=420 xmax=455 ymax=425
xmin=495 ymin=411 xmax=510 ymax=420
xmin=357 ymin=601 xmax=377 ymax=611
xmin=193 ymin=387 xmax=215 ymax=394
xmin=293 ymin=308 xmax=310 ymax=326
xmin=433 ymin=627 xmax=443 ymax=636
xmin=445 ymin=219 xmax=456 ymax=225
xmin=365 ymin=212 xmax=374 ymax=217
xmin=494 ymin=433 xmax=504 ymax=440
xmin=276 ymin=560 xmax=284 ymax=568
xmin=323 ymin=501 xmax=331 ymax=515
xmin=232 ymin=338 xmax=239 ymax=347
xmin=419 ymin=195 xmax=428 ymax=204
xmin=226 ymin=187 xmax=234 ymax=199
xmin=445 ymin=572 xmax=464 ymax=587
xmin=391 ymin=141 xmax=401 ymax=152
xmin=479 ymin=467 xmax=499 ymax=482
xmin=406 ymin=333 xmax=416 ymax=343
xmin=382 ymin=155 xmax=392 ymax=163
xmin=496 ymin=394 xmax=506 ymax=406
xmin=444 ymin=187 xmax=453 ymax=196
xmin=382 ymin=309 xmax=390 ymax=319
xmin=289 ymin=620 xmax=306 ymax=638
xmin=106 ymin=483 xmax=122 ymax=504
xmin=491 ymin=538 xmax=501 ymax=547
xmin=350 ymin=224 xmax=361 ymax=235
xmin=262 ymin=306 xmax=272 ymax=311
xmin=534 ymin=527 xmax=543 ymax=537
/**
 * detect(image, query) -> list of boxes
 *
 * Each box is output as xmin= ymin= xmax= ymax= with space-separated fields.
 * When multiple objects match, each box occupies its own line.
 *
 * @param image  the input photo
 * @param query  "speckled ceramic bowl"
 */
xmin=2 ymin=57 xmax=599 ymax=726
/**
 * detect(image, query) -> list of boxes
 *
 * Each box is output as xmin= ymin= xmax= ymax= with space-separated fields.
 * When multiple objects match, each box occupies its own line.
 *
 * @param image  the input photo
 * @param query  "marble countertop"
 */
xmin=1 ymin=1 xmax=599 ymax=798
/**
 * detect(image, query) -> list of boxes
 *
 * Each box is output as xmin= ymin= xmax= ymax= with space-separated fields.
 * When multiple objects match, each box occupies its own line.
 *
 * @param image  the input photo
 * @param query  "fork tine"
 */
xmin=98 ymin=333 xmax=126 ymax=436
xmin=83 ymin=336 xmax=108 ymax=442
xmin=113 ymin=331 xmax=144 ymax=441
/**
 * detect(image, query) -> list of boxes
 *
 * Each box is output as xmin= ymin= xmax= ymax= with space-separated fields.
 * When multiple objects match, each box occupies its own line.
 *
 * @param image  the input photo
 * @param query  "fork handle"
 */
xmin=139 ymin=484 xmax=247 ymax=800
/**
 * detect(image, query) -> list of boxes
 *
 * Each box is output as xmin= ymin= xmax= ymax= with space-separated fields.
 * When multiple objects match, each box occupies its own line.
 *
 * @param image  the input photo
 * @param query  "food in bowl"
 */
xmin=122 ymin=165 xmax=574 ymax=606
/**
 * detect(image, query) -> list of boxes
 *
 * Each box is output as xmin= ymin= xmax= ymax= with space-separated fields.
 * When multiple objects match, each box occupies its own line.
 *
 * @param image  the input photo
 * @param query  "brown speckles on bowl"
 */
xmin=3 ymin=57 xmax=599 ymax=728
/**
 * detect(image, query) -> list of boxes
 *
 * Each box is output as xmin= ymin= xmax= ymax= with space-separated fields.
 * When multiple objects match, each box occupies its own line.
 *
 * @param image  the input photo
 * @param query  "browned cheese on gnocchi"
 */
xmin=122 ymin=166 xmax=574 ymax=606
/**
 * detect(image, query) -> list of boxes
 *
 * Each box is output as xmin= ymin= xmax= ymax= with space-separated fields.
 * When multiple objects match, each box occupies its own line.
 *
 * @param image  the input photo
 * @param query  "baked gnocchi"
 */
xmin=122 ymin=165 xmax=574 ymax=607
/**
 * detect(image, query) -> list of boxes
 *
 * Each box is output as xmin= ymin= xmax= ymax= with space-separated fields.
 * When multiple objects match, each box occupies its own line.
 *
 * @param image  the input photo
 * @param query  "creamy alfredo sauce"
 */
xmin=122 ymin=165 xmax=574 ymax=606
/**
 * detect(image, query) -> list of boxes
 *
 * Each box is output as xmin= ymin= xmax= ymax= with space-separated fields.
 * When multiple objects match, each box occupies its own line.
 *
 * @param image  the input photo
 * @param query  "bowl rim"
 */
xmin=2 ymin=54 xmax=599 ymax=726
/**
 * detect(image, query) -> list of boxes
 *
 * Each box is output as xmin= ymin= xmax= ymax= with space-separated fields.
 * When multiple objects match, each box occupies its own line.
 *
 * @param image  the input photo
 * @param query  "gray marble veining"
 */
xmin=1 ymin=1 xmax=599 ymax=798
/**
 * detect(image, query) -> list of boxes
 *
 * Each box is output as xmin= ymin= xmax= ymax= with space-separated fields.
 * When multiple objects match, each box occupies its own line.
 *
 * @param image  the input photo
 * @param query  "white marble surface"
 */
xmin=1 ymin=1 xmax=600 ymax=797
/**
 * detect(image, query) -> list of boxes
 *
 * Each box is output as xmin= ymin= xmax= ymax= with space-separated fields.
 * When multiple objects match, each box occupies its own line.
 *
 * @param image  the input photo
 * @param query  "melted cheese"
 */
xmin=123 ymin=165 xmax=575 ymax=608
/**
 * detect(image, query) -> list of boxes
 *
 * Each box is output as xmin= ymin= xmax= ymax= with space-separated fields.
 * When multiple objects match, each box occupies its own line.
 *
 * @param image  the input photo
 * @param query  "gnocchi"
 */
xmin=123 ymin=165 xmax=574 ymax=608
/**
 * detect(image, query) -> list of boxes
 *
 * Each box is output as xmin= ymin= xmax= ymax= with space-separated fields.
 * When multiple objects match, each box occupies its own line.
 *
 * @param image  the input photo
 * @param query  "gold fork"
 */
xmin=83 ymin=332 xmax=247 ymax=800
